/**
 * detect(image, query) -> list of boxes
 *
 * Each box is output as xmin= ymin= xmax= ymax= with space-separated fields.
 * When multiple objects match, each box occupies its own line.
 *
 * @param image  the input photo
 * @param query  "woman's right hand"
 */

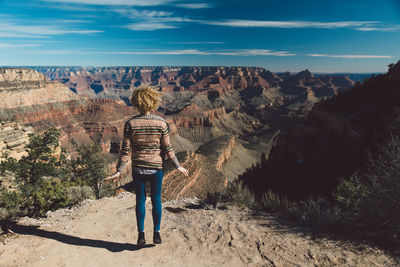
xmin=177 ymin=166 xmax=189 ymax=176
xmin=104 ymin=172 xmax=121 ymax=183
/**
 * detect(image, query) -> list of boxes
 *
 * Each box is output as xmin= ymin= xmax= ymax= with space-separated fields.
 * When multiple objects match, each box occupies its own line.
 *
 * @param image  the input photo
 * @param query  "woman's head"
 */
xmin=131 ymin=85 xmax=161 ymax=114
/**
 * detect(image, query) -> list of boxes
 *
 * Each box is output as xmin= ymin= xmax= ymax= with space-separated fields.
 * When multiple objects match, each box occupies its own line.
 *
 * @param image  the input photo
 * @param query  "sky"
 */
xmin=0 ymin=0 xmax=399 ymax=72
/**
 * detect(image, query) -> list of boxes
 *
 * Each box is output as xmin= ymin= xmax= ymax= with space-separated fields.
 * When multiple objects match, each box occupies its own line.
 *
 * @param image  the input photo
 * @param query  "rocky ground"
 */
xmin=0 ymin=192 xmax=398 ymax=267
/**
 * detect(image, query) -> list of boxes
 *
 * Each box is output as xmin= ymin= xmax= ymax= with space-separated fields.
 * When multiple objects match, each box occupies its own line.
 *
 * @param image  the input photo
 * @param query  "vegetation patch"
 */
xmin=0 ymin=127 xmax=110 ymax=220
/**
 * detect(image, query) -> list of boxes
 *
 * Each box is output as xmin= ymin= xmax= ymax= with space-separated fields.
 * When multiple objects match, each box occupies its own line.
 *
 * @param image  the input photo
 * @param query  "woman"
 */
xmin=109 ymin=85 xmax=189 ymax=246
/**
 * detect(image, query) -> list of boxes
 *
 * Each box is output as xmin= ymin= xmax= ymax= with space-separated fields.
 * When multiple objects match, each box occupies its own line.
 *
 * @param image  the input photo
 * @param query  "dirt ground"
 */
xmin=0 ymin=192 xmax=398 ymax=267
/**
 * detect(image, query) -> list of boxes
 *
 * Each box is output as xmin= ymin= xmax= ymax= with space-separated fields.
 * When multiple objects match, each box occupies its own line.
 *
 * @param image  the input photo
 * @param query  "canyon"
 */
xmin=0 ymin=67 xmax=358 ymax=199
xmin=238 ymin=61 xmax=400 ymax=200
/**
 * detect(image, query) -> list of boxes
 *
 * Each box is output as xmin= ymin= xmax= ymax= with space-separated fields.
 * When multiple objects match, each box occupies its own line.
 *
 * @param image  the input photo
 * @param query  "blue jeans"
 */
xmin=133 ymin=169 xmax=163 ymax=232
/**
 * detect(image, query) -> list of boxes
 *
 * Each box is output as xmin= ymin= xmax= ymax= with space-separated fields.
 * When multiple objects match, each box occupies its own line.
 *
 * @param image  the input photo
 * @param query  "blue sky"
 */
xmin=0 ymin=0 xmax=399 ymax=72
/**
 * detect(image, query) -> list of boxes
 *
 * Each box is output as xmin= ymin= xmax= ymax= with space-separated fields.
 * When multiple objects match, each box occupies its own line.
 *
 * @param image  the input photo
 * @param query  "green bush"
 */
xmin=334 ymin=173 xmax=368 ymax=223
xmin=225 ymin=180 xmax=259 ymax=210
xmin=0 ymin=128 xmax=112 ymax=218
xmin=14 ymin=127 xmax=61 ymax=185
xmin=70 ymin=142 xmax=110 ymax=195
xmin=334 ymin=134 xmax=400 ymax=242
xmin=0 ymin=188 xmax=25 ymax=219
xmin=25 ymin=179 xmax=71 ymax=217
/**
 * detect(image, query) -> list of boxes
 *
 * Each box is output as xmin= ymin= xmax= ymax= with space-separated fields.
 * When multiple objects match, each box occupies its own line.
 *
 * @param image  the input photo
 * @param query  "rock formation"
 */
xmin=33 ymin=66 xmax=354 ymax=106
xmin=0 ymin=68 xmax=77 ymax=109
xmin=0 ymin=120 xmax=33 ymax=160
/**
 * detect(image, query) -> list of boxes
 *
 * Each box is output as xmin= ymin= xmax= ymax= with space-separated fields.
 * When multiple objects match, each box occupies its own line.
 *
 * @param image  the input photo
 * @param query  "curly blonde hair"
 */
xmin=131 ymin=85 xmax=162 ymax=114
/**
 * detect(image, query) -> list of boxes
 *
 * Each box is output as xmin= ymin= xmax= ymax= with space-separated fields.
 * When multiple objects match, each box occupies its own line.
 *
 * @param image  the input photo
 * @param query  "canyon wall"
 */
xmin=0 ymin=68 xmax=77 ymax=109
xmin=0 ymin=66 xmax=361 ymax=201
xmin=239 ymin=62 xmax=400 ymax=200
xmin=0 ymin=120 xmax=33 ymax=160
xmin=34 ymin=66 xmax=354 ymax=108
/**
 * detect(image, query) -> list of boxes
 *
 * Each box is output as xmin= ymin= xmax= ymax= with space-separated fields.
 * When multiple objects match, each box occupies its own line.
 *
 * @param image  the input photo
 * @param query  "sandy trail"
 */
xmin=0 ymin=192 xmax=397 ymax=267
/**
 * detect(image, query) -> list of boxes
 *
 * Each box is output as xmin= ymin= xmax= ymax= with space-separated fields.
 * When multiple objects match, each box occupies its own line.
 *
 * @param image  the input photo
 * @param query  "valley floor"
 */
xmin=0 ymin=193 xmax=397 ymax=267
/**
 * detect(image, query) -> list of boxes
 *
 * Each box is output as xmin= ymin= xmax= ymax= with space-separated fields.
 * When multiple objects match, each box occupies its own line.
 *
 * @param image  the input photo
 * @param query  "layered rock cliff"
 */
xmin=172 ymin=105 xmax=226 ymax=127
xmin=0 ymin=120 xmax=33 ymax=160
xmin=34 ymin=66 xmax=276 ymax=95
xmin=0 ymin=68 xmax=77 ymax=109
xmin=34 ymin=66 xmax=354 ymax=108
xmin=161 ymin=135 xmax=237 ymax=200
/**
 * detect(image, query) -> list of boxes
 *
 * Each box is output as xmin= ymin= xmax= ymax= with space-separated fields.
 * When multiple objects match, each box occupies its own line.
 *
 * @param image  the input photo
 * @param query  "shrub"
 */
xmin=260 ymin=189 xmax=298 ymax=219
xmin=24 ymin=179 xmax=71 ymax=217
xmin=97 ymin=182 xmax=115 ymax=199
xmin=298 ymin=195 xmax=341 ymax=228
xmin=0 ymin=188 xmax=25 ymax=219
xmin=70 ymin=142 xmax=110 ymax=195
xmin=334 ymin=172 xmax=368 ymax=223
xmin=66 ymin=186 xmax=95 ymax=203
xmin=0 ymin=128 xmax=111 ymax=218
xmin=225 ymin=180 xmax=259 ymax=210
xmin=335 ymin=134 xmax=400 ymax=236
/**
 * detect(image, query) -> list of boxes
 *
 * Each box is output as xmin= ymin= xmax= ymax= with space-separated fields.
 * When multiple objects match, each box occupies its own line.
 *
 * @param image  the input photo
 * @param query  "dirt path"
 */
xmin=0 ymin=192 xmax=398 ymax=267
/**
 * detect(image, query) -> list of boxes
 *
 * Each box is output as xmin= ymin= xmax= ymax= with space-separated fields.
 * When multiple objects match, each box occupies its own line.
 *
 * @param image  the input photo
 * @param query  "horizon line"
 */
xmin=0 ymin=65 xmax=386 ymax=74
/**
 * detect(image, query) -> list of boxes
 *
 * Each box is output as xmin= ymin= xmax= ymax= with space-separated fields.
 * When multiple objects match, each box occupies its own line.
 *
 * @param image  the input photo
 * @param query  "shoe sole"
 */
xmin=137 ymin=240 xmax=146 ymax=246
xmin=153 ymin=240 xmax=162 ymax=244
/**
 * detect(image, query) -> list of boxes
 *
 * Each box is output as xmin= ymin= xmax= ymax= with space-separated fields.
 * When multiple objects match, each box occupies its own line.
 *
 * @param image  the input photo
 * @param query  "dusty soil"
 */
xmin=0 ymin=192 xmax=398 ymax=267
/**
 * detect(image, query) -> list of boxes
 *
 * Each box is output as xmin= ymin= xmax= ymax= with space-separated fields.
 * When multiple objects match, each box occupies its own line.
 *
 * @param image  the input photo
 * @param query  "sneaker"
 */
xmin=153 ymin=231 xmax=162 ymax=244
xmin=137 ymin=231 xmax=146 ymax=246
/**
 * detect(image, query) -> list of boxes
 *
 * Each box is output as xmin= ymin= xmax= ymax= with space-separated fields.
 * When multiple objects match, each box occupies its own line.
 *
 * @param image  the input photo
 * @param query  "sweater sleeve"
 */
xmin=160 ymin=121 xmax=176 ymax=161
xmin=171 ymin=155 xmax=181 ymax=168
xmin=116 ymin=121 xmax=131 ymax=172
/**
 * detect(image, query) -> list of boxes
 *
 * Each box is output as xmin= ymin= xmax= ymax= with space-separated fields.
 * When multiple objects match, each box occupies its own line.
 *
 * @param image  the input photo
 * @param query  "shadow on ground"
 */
xmin=6 ymin=221 xmax=155 ymax=252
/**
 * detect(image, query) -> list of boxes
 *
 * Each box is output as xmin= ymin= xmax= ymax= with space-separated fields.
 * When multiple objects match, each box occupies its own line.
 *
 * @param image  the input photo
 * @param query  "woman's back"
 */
xmin=116 ymin=113 xmax=177 ymax=172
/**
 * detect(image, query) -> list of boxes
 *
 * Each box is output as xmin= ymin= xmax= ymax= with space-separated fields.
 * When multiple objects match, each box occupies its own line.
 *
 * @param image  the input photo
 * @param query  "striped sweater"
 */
xmin=116 ymin=114 xmax=180 ymax=172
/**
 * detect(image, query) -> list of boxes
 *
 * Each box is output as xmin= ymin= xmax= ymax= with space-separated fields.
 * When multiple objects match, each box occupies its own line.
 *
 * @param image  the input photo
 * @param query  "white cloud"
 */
xmin=167 ymin=41 xmax=224 ymax=44
xmin=307 ymin=53 xmax=392 ymax=59
xmin=43 ymin=4 xmax=98 ymax=12
xmin=114 ymin=7 xmax=193 ymax=31
xmin=0 ymin=33 xmax=49 ymax=38
xmin=0 ymin=43 xmax=41 ymax=48
xmin=28 ymin=49 xmax=83 ymax=55
xmin=213 ymin=49 xmax=295 ymax=56
xmin=202 ymin=19 xmax=399 ymax=31
xmin=95 ymin=49 xmax=295 ymax=56
xmin=121 ymin=15 xmax=193 ymax=30
xmin=355 ymin=26 xmax=400 ymax=32
xmin=0 ymin=21 xmax=103 ymax=38
xmin=41 ymin=0 xmax=173 ymax=6
xmin=52 ymin=19 xmax=94 ymax=24
xmin=176 ymin=3 xmax=212 ymax=9
xmin=93 ymin=50 xmax=391 ymax=58
xmin=124 ymin=23 xmax=178 ymax=31
xmin=114 ymin=8 xmax=173 ymax=18
xmin=40 ymin=0 xmax=213 ymax=9
xmin=101 ymin=49 xmax=209 ymax=55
